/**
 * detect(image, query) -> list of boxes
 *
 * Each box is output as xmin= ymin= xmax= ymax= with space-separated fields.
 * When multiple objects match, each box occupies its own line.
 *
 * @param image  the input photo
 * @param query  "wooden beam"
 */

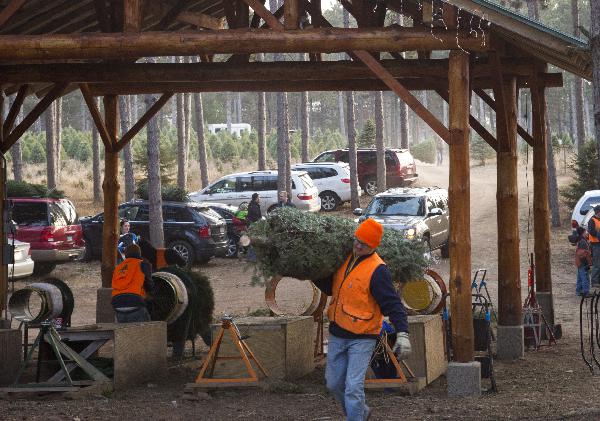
xmin=123 ymin=0 xmax=141 ymax=32
xmin=79 ymin=83 xmax=113 ymax=151
xmin=355 ymin=50 xmax=450 ymax=143
xmin=284 ymin=0 xmax=300 ymax=29
xmin=474 ymin=88 xmax=535 ymax=146
xmin=3 ymin=84 xmax=27 ymax=139
xmin=2 ymin=83 xmax=67 ymax=153
xmin=0 ymin=0 xmax=26 ymax=27
xmin=101 ymin=94 xmax=120 ymax=289
xmin=241 ymin=0 xmax=284 ymax=30
xmin=496 ymin=77 xmax=523 ymax=340
xmin=115 ymin=92 xmax=174 ymax=152
xmin=176 ymin=11 xmax=225 ymax=30
xmin=0 ymin=28 xmax=487 ymax=60
xmin=448 ymin=50 xmax=473 ymax=363
xmin=156 ymin=0 xmax=187 ymax=30
xmin=531 ymin=62 xmax=554 ymax=326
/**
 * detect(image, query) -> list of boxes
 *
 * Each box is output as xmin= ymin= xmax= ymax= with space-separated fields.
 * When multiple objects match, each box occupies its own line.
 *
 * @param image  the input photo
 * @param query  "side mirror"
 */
xmin=353 ymin=208 xmax=363 ymax=216
xmin=428 ymin=207 xmax=443 ymax=216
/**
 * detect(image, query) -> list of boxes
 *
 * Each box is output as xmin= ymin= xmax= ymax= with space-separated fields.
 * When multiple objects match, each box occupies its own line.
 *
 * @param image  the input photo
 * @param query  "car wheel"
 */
xmin=320 ymin=191 xmax=340 ymax=212
xmin=441 ymin=241 xmax=450 ymax=258
xmin=365 ymin=177 xmax=378 ymax=196
xmin=33 ymin=262 xmax=57 ymax=276
xmin=225 ymin=238 xmax=238 ymax=258
xmin=168 ymin=240 xmax=195 ymax=268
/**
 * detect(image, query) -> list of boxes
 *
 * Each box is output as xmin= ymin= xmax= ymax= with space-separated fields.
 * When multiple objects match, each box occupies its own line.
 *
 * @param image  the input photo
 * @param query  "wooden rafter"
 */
xmin=0 ymin=0 xmax=26 ymax=27
xmin=115 ymin=92 xmax=174 ymax=152
xmin=242 ymin=0 xmax=281 ymax=29
xmin=474 ymin=88 xmax=534 ymax=146
xmin=176 ymin=11 xmax=225 ymax=30
xmin=156 ymin=0 xmax=188 ymax=30
xmin=284 ymin=0 xmax=300 ymax=29
xmin=2 ymin=82 xmax=67 ymax=153
xmin=3 ymin=84 xmax=27 ymax=139
xmin=79 ymin=82 xmax=113 ymax=151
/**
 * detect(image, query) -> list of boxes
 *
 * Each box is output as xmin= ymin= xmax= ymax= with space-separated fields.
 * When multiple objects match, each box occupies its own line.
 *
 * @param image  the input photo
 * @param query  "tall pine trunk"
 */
xmin=226 ymin=92 xmax=233 ymax=133
xmin=338 ymin=91 xmax=346 ymax=139
xmin=257 ymin=53 xmax=267 ymax=170
xmin=374 ymin=91 xmax=386 ymax=192
xmin=119 ymin=95 xmax=135 ymax=201
xmin=45 ymin=102 xmax=57 ymax=190
xmin=54 ymin=97 xmax=62 ymax=178
xmin=9 ymin=95 xmax=22 ymax=181
xmin=145 ymin=93 xmax=165 ymax=247
xmin=347 ymin=91 xmax=360 ymax=209
xmin=572 ymin=0 xmax=586 ymax=152
xmin=591 ymin=0 xmax=600 ymax=184
xmin=92 ymin=119 xmax=102 ymax=203
xmin=301 ymin=91 xmax=310 ymax=162
xmin=193 ymin=91 xmax=210 ymax=188
xmin=177 ymin=88 xmax=187 ymax=189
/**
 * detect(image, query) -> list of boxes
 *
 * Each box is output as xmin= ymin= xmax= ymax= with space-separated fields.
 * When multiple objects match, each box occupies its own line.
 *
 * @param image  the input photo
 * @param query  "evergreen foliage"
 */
xmin=358 ymin=120 xmax=376 ymax=148
xmin=135 ymin=181 xmax=189 ymax=202
xmin=561 ymin=141 xmax=599 ymax=208
xmin=470 ymin=134 xmax=495 ymax=166
xmin=7 ymin=180 xmax=64 ymax=198
xmin=248 ymin=208 xmax=427 ymax=284
xmin=411 ymin=139 xmax=436 ymax=163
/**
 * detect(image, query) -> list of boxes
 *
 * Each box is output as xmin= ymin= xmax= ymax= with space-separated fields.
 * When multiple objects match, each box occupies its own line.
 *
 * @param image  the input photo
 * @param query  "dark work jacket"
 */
xmin=111 ymin=255 xmax=155 ymax=308
xmin=313 ymin=252 xmax=409 ymax=340
xmin=247 ymin=201 xmax=262 ymax=224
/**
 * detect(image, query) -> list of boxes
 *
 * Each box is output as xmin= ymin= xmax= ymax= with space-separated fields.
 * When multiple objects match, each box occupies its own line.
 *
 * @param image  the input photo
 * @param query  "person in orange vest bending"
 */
xmin=313 ymin=218 xmax=411 ymax=421
xmin=111 ymin=243 xmax=156 ymax=323
xmin=587 ymin=205 xmax=600 ymax=287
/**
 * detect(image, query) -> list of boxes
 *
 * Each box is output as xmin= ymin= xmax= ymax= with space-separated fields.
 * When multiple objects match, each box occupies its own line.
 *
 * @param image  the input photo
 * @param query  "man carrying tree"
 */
xmin=587 ymin=205 xmax=600 ymax=287
xmin=314 ymin=218 xmax=411 ymax=421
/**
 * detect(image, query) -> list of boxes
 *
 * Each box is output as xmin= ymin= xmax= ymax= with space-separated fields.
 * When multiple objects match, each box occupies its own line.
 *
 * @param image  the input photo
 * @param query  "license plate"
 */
xmin=67 ymin=235 xmax=73 ymax=241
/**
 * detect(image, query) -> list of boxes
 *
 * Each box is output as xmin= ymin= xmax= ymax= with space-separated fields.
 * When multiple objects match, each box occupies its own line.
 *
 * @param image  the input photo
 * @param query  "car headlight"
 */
xmin=404 ymin=228 xmax=416 ymax=240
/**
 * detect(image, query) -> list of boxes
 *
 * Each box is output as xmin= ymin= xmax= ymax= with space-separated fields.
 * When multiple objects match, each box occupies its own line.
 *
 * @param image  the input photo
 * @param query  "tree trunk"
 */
xmin=338 ymin=91 xmax=346 ymax=139
xmin=347 ymin=91 xmax=360 ymax=208
xmin=80 ymin=97 xmax=88 ymax=131
xmin=258 ymin=91 xmax=267 ymax=170
xmin=145 ymin=93 xmax=165 ymax=248
xmin=301 ymin=91 xmax=310 ymax=162
xmin=193 ymin=91 xmax=209 ymax=188
xmin=54 ymin=97 xmax=62 ymax=178
xmin=119 ymin=95 xmax=135 ymax=201
xmin=176 ymin=87 xmax=187 ymax=189
xmin=226 ymin=92 xmax=233 ymax=134
xmin=547 ymin=122 xmax=561 ymax=227
xmin=572 ymin=0 xmax=586 ymax=152
xmin=9 ymin=95 xmax=22 ymax=181
xmin=45 ymin=102 xmax=57 ymax=190
xmin=236 ymin=92 xmax=242 ymax=123
xmin=374 ymin=91 xmax=386 ymax=192
xmin=399 ymin=99 xmax=409 ymax=148
xmin=591 ymin=0 xmax=600 ymax=186
xmin=92 ymin=114 xmax=102 ymax=203
xmin=276 ymin=91 xmax=290 ymax=195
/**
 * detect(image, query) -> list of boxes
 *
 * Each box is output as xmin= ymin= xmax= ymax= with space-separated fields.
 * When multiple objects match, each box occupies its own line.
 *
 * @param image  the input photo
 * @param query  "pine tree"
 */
xmin=358 ymin=120 xmax=376 ymax=148
xmin=561 ymin=141 xmax=600 ymax=208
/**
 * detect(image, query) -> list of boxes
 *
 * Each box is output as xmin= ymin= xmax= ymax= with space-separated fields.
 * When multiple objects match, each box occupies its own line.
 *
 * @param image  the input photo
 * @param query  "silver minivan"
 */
xmin=354 ymin=187 xmax=450 ymax=257
xmin=189 ymin=170 xmax=321 ymax=214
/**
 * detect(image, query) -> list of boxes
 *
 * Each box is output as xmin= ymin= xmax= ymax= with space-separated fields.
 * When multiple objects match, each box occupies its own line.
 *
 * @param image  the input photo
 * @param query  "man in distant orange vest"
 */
xmin=314 ymin=218 xmax=411 ymax=421
xmin=112 ymin=243 xmax=156 ymax=323
xmin=587 ymin=205 xmax=600 ymax=287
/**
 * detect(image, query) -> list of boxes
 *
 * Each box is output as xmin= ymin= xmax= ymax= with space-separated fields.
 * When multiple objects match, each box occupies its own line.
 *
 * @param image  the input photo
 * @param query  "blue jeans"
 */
xmin=326 ymin=334 xmax=376 ymax=421
xmin=114 ymin=306 xmax=151 ymax=323
xmin=577 ymin=266 xmax=590 ymax=295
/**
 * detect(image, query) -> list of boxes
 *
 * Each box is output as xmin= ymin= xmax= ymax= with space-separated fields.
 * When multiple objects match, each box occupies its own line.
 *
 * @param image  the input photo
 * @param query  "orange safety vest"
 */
xmin=327 ymin=252 xmax=385 ymax=335
xmin=112 ymin=258 xmax=146 ymax=298
xmin=591 ymin=217 xmax=600 ymax=243
xmin=155 ymin=249 xmax=167 ymax=270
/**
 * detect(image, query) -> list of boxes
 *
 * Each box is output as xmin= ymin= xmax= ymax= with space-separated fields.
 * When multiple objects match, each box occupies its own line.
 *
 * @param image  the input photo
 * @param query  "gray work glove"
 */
xmin=392 ymin=332 xmax=412 ymax=360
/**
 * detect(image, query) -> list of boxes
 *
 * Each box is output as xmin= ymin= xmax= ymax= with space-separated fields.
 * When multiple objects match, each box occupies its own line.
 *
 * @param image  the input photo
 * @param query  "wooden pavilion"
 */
xmin=0 ymin=0 xmax=591 ymax=394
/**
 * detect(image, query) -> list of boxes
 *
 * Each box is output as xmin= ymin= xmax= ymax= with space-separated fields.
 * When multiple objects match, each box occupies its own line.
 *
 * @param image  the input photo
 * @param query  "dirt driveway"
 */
xmin=3 ymin=162 xmax=597 ymax=421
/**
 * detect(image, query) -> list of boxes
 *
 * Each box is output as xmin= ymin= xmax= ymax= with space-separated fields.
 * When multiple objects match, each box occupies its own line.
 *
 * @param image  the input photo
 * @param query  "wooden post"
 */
xmin=531 ymin=64 xmax=554 ymax=327
xmin=284 ymin=0 xmax=299 ymax=29
xmin=100 ymin=95 xmax=119 ymax=289
xmin=448 ymin=51 xmax=473 ymax=363
xmin=495 ymin=77 xmax=522 ymax=326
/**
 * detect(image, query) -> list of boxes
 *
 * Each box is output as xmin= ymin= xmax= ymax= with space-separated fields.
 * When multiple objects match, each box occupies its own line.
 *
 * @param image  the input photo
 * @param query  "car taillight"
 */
xmin=297 ymin=193 xmax=313 ymax=200
xmin=341 ymin=178 xmax=350 ymax=183
xmin=40 ymin=227 xmax=54 ymax=242
xmin=572 ymin=220 xmax=579 ymax=228
xmin=198 ymin=225 xmax=211 ymax=238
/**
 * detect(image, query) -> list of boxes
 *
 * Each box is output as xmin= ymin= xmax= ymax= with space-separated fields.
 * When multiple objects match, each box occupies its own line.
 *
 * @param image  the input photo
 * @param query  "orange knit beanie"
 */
xmin=355 ymin=218 xmax=384 ymax=249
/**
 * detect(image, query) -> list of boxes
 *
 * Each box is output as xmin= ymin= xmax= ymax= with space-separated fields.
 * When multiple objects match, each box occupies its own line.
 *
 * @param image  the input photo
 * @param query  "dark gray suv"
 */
xmin=354 ymin=187 xmax=449 ymax=258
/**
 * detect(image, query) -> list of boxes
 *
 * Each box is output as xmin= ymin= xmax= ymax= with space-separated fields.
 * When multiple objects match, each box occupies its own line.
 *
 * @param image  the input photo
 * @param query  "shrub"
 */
xmin=411 ymin=139 xmax=436 ymax=164
xmin=561 ymin=141 xmax=599 ymax=209
xmin=135 ymin=181 xmax=189 ymax=202
xmin=470 ymin=134 xmax=495 ymax=166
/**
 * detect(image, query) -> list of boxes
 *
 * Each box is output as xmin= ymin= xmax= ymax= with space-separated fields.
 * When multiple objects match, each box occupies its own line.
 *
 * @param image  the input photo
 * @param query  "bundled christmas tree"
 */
xmin=248 ymin=208 xmax=427 ymax=283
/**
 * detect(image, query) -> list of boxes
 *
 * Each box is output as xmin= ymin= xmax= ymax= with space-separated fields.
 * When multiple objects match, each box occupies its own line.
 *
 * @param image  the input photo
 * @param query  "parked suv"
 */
xmin=291 ymin=162 xmax=360 ymax=211
xmin=80 ymin=200 xmax=228 ymax=266
xmin=189 ymin=170 xmax=321 ymax=214
xmin=9 ymin=198 xmax=85 ymax=275
xmin=354 ymin=187 xmax=449 ymax=257
xmin=313 ymin=148 xmax=418 ymax=196
xmin=571 ymin=190 xmax=600 ymax=228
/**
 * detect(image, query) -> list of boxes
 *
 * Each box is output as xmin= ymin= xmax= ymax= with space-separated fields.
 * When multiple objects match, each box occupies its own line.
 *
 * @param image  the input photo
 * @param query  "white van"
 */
xmin=571 ymin=190 xmax=600 ymax=228
xmin=208 ymin=123 xmax=251 ymax=137
xmin=189 ymin=170 xmax=321 ymax=214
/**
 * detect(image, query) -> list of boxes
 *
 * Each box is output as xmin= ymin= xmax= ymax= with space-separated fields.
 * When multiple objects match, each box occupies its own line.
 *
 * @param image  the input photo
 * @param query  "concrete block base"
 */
xmin=496 ymin=325 xmax=524 ymax=360
xmin=536 ymin=292 xmax=555 ymax=340
xmin=447 ymin=361 xmax=481 ymax=397
xmin=0 ymin=329 xmax=22 ymax=386
xmin=96 ymin=287 xmax=114 ymax=323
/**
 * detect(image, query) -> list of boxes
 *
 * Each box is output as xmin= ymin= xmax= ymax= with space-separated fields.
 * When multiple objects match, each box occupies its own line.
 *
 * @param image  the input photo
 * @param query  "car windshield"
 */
xmin=364 ymin=196 xmax=424 ymax=216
